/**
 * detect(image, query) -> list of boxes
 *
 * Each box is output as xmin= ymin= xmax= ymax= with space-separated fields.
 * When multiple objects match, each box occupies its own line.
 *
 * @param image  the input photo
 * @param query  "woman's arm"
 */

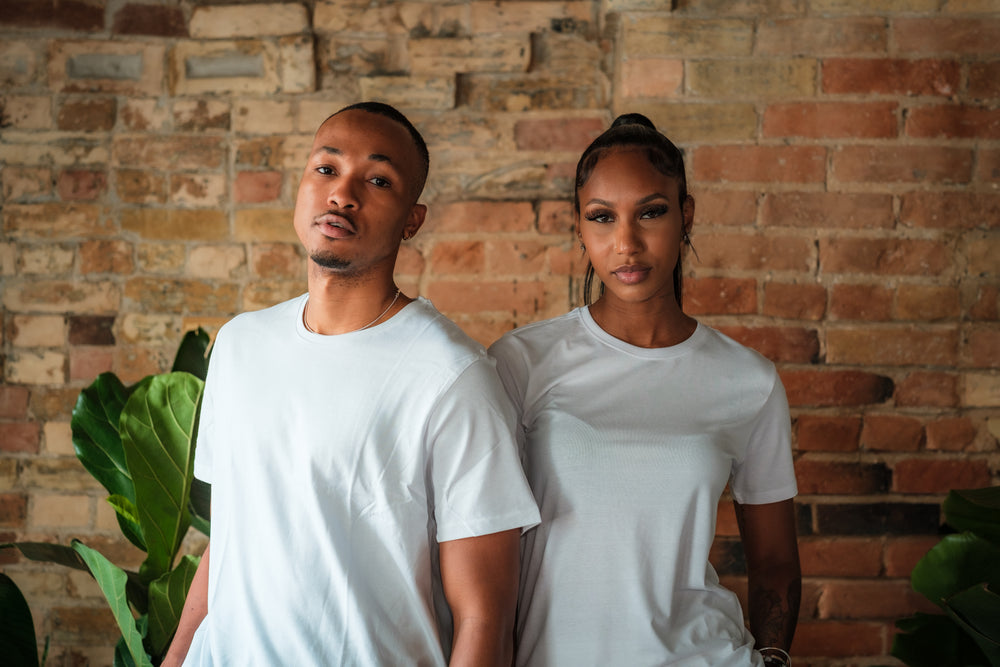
xmin=733 ymin=499 xmax=801 ymax=653
xmin=161 ymin=542 xmax=210 ymax=667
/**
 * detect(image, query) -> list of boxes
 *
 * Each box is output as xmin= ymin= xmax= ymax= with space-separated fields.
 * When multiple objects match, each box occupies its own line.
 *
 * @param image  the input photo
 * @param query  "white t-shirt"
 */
xmin=185 ymin=294 xmax=540 ymax=666
xmin=488 ymin=307 xmax=797 ymax=667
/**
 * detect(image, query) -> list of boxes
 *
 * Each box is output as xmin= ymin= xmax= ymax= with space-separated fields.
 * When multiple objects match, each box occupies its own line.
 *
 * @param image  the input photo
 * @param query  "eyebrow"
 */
xmin=317 ymin=146 xmax=394 ymax=165
xmin=586 ymin=193 xmax=671 ymax=207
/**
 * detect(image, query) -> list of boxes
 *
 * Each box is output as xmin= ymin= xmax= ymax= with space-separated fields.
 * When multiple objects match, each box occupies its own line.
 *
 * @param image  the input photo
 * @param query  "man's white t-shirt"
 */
xmin=185 ymin=295 xmax=540 ymax=666
xmin=488 ymin=307 xmax=797 ymax=667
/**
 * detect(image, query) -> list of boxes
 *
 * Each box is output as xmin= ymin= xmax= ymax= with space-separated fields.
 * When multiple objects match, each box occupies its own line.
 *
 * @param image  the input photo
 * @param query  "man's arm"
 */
xmin=734 ymin=499 xmax=801 ymax=652
xmin=439 ymin=528 xmax=521 ymax=667
xmin=161 ymin=542 xmax=211 ymax=667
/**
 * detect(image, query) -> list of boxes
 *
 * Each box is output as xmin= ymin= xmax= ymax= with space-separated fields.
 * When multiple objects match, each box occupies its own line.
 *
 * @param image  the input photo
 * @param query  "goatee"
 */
xmin=310 ymin=251 xmax=351 ymax=271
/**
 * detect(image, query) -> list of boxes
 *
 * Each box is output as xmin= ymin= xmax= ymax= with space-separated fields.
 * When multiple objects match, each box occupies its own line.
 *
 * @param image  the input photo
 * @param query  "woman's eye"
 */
xmin=640 ymin=206 xmax=668 ymax=219
xmin=585 ymin=211 xmax=613 ymax=224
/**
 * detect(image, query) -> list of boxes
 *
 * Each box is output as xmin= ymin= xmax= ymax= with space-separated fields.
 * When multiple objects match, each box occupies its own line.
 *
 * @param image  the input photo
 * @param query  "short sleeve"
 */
xmin=487 ymin=335 xmax=530 ymax=453
xmin=729 ymin=376 xmax=797 ymax=505
xmin=426 ymin=356 xmax=540 ymax=543
xmin=192 ymin=340 xmax=220 ymax=484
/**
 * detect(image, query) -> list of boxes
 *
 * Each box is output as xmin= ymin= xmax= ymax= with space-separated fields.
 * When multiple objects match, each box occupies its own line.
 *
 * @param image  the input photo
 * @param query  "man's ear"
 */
xmin=403 ymin=203 xmax=428 ymax=240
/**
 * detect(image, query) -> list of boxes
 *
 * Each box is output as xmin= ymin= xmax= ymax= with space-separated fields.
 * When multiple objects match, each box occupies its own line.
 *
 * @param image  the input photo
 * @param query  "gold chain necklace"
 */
xmin=303 ymin=288 xmax=401 ymax=334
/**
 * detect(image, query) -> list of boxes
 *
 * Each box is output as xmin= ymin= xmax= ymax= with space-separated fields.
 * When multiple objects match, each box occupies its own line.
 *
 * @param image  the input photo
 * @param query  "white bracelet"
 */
xmin=760 ymin=647 xmax=791 ymax=667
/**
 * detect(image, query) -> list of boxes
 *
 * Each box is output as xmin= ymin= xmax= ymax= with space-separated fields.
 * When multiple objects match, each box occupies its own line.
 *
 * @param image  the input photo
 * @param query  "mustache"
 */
xmin=315 ymin=208 xmax=356 ymax=227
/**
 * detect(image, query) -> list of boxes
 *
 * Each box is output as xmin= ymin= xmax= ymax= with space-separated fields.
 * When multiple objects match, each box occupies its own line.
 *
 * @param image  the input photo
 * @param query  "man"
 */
xmin=163 ymin=102 xmax=540 ymax=666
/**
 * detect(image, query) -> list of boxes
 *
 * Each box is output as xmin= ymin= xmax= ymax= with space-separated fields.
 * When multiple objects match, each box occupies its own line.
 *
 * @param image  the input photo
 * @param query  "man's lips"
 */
xmin=314 ymin=211 xmax=356 ymax=238
xmin=611 ymin=264 xmax=650 ymax=284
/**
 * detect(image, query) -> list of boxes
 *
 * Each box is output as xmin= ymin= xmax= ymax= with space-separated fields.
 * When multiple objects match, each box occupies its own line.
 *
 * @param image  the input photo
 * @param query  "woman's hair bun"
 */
xmin=610 ymin=113 xmax=656 ymax=130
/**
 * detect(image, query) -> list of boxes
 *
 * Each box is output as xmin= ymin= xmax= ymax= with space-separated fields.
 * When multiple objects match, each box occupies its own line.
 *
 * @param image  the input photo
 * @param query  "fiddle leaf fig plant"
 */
xmin=891 ymin=486 xmax=1000 ymax=667
xmin=1 ymin=329 xmax=212 ymax=667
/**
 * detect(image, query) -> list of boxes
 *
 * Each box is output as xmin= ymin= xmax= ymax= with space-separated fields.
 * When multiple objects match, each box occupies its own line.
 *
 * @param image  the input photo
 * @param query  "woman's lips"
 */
xmin=611 ymin=264 xmax=650 ymax=284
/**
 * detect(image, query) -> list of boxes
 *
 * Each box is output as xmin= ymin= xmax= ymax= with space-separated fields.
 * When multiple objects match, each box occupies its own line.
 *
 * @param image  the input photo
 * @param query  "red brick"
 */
xmin=112 ymin=3 xmax=188 ymax=36
xmin=69 ymin=347 xmax=114 ymax=381
xmin=694 ymin=145 xmax=826 ymax=183
xmin=906 ymin=104 xmax=1000 ymax=139
xmin=861 ymin=415 xmax=925 ymax=452
xmin=252 ymin=243 xmax=305 ymax=279
xmin=694 ymin=190 xmax=756 ymax=226
xmin=763 ymin=283 xmax=826 ymax=320
xmin=926 ymin=417 xmax=979 ymax=452
xmin=832 ymin=146 xmax=972 ymax=184
xmin=692 ymin=233 xmax=813 ymax=273
xmin=829 ymin=284 xmax=893 ymax=322
xmin=795 ymin=415 xmax=861 ymax=452
xmin=57 ymin=169 xmax=107 ymax=201
xmin=894 ymin=17 xmax=1000 ymax=55
xmin=761 ymin=191 xmax=894 ymax=229
xmin=57 ymin=98 xmax=116 ymax=132
xmin=486 ymin=240 xmax=547 ymax=275
xmin=425 ymin=280 xmax=546 ymax=315
xmin=885 ymin=536 xmax=940 ymax=577
xmin=537 ymin=200 xmax=574 ymax=235
xmin=823 ymin=58 xmax=961 ymax=96
xmin=715 ymin=325 xmax=819 ymax=364
xmin=818 ymin=580 xmax=936 ymax=620
xmin=235 ymin=171 xmax=282 ymax=204
xmin=0 ymin=494 xmax=27 ymax=527
xmin=0 ymin=385 xmax=30 ymax=419
xmin=799 ymin=537 xmax=881 ymax=577
xmin=0 ymin=532 xmax=20 ymax=564
xmin=964 ymin=326 xmax=1000 ymax=369
xmin=781 ymin=370 xmax=894 ymax=408
xmin=514 ymin=117 xmax=605 ymax=152
xmin=764 ymin=101 xmax=898 ymax=138
xmin=828 ymin=326 xmax=959 ymax=367
xmin=790 ymin=621 xmax=885 ymax=657
xmin=896 ymin=285 xmax=961 ymax=321
xmin=895 ymin=372 xmax=960 ymax=408
xmin=796 ymin=459 xmax=890 ymax=495
xmin=80 ymin=240 xmax=134 ymax=274
xmin=394 ymin=245 xmax=425 ymax=276
xmin=547 ymin=244 xmax=586 ymax=277
xmin=969 ymin=62 xmax=1000 ymax=99
xmin=757 ymin=17 xmax=886 ymax=55
xmin=113 ymin=136 xmax=226 ymax=170
xmin=424 ymin=201 xmax=535 ymax=233
xmin=894 ymin=458 xmax=991 ymax=494
xmin=901 ymin=191 xmax=1000 ymax=230
xmin=0 ymin=0 xmax=104 ymax=31
xmin=430 ymin=241 xmax=485 ymax=274
xmin=683 ymin=277 xmax=757 ymax=315
xmin=967 ymin=284 xmax=999 ymax=320
xmin=977 ymin=149 xmax=1000 ymax=185
xmin=0 ymin=422 xmax=40 ymax=453
xmin=820 ymin=238 xmax=951 ymax=276
xmin=68 ymin=315 xmax=115 ymax=345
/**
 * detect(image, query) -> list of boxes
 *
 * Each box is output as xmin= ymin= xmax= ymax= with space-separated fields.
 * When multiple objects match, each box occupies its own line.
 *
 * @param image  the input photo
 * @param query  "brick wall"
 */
xmin=1 ymin=0 xmax=997 ymax=664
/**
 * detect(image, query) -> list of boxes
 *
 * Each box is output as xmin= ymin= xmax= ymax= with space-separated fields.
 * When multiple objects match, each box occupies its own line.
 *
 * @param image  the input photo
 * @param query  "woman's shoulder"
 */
xmin=490 ymin=309 xmax=584 ymax=353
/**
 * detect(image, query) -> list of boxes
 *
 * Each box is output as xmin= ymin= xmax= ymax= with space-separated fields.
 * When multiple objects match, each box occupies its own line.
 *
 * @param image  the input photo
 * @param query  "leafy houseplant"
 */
xmin=1 ymin=329 xmax=212 ymax=667
xmin=891 ymin=486 xmax=1000 ymax=666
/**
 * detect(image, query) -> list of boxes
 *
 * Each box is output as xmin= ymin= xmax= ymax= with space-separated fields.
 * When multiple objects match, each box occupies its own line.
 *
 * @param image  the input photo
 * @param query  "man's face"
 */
xmin=293 ymin=109 xmax=426 ymax=278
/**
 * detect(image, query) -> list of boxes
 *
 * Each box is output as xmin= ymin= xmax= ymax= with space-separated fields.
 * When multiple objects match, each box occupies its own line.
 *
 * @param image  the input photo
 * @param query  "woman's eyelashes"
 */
xmin=584 ymin=205 xmax=670 ymax=224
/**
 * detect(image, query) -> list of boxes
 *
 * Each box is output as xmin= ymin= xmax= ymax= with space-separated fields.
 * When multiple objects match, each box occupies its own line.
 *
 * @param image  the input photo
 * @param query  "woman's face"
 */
xmin=577 ymin=147 xmax=692 ymax=307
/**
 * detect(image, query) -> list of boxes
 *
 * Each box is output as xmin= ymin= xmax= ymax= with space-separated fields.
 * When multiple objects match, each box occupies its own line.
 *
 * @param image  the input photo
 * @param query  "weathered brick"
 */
xmin=799 ymin=537 xmax=882 ymax=577
xmin=816 ymin=502 xmax=941 ymax=536
xmin=3 ymin=167 xmax=53 ymax=201
xmin=424 ymin=201 xmax=535 ymax=234
xmin=781 ymin=369 xmax=894 ymax=407
xmin=43 ymin=421 xmax=76 ymax=457
xmin=121 ymin=209 xmax=227 ymax=241
xmin=113 ymin=135 xmax=225 ymax=170
xmin=118 ymin=314 xmax=182 ymax=346
xmin=394 ymin=245 xmax=425 ymax=277
xmin=763 ymin=102 xmax=898 ymax=139
xmin=431 ymin=241 xmax=485 ymax=274
xmin=762 ymin=282 xmax=826 ymax=320
xmin=31 ymin=493 xmax=92 ymax=528
xmin=57 ymin=97 xmax=115 ymax=132
xmin=170 ymin=174 xmax=227 ymax=208
xmin=683 ymin=277 xmax=757 ymax=315
xmin=968 ymin=61 xmax=1000 ymax=99
xmin=895 ymin=371 xmax=960 ymax=408
xmin=828 ymin=326 xmax=959 ymax=366
xmin=692 ymin=233 xmax=814 ymax=273
xmin=20 ymin=243 xmax=75 ymax=275
xmin=926 ymin=417 xmax=979 ymax=452
xmin=49 ymin=41 xmax=165 ymax=96
xmin=50 ymin=605 xmax=120 ymax=645
xmin=251 ymin=243 xmax=306 ymax=279
xmin=757 ymin=17 xmax=886 ymax=55
xmin=820 ymin=238 xmax=951 ymax=276
xmin=232 ymin=99 xmax=295 ymax=135
xmin=426 ymin=280 xmax=546 ymax=315
xmin=963 ymin=326 xmax=1000 ymax=369
xmin=242 ymin=281 xmax=308 ymax=313
xmin=233 ymin=209 xmax=298 ymax=243
xmin=4 ymin=203 xmax=112 ymax=239
xmin=967 ymin=284 xmax=1000 ymax=321
xmin=623 ymin=102 xmax=757 ymax=142
xmin=894 ymin=17 xmax=1000 ymax=55
xmin=188 ymin=245 xmax=247 ymax=280
xmin=818 ymin=580 xmax=935 ymax=620
xmin=547 ymin=243 xmax=586 ymax=276
xmin=694 ymin=190 xmax=757 ymax=226
xmin=0 ymin=140 xmax=109 ymax=168
xmin=409 ymin=36 xmax=530 ymax=75
xmin=0 ymin=40 xmax=39 ymax=87
xmin=79 ymin=240 xmax=132 ymax=276
xmin=0 ymin=385 xmax=30 ymax=419
xmin=68 ymin=315 xmax=115 ymax=346
xmin=968 ymin=237 xmax=1000 ymax=277
xmin=884 ymin=536 xmax=940 ymax=577
xmin=965 ymin=372 xmax=1000 ymax=407
xmin=0 ymin=422 xmax=41 ymax=453
xmin=4 ymin=280 xmax=119 ymax=314
xmin=829 ymin=284 xmax=894 ymax=321
xmin=69 ymin=347 xmax=114 ymax=381
xmin=622 ymin=17 xmax=754 ymax=57
xmin=0 ymin=0 xmax=104 ymax=31
xmin=28 ymin=386 xmax=80 ymax=421
xmin=487 ymin=240 xmax=549 ymax=276
xmin=124 ymin=278 xmax=240 ymax=315
xmin=715 ymin=325 xmax=819 ymax=363
xmin=901 ymin=191 xmax=1000 ymax=230
xmin=119 ymin=98 xmax=170 ymax=132
xmin=907 ymin=104 xmax=1000 ymax=139
xmin=796 ymin=459 xmax=891 ymax=495
xmin=115 ymin=169 xmax=166 ymax=204
xmin=278 ymin=34 xmax=316 ymax=94
xmin=514 ymin=117 xmax=605 ymax=152
xmin=190 ymin=3 xmax=309 ymax=38
xmin=6 ymin=351 xmax=65 ymax=385
xmin=235 ymin=171 xmax=283 ymax=203
xmin=169 ymin=40 xmax=282 ymax=96
xmin=833 ymin=145 xmax=972 ymax=184
xmin=861 ymin=415 xmax=925 ymax=452
xmin=537 ymin=200 xmax=575 ymax=235
xmin=621 ymin=58 xmax=683 ymax=99
xmin=823 ymin=58 xmax=961 ymax=96
xmin=795 ymin=415 xmax=861 ymax=452
xmin=1 ymin=95 xmax=51 ymax=129
xmin=469 ymin=1 xmax=591 ymax=33
xmin=57 ymin=169 xmax=107 ymax=201
xmin=894 ymin=458 xmax=992 ymax=494
xmin=694 ymin=146 xmax=826 ymax=183
xmin=689 ymin=58 xmax=816 ymax=98
xmin=457 ymin=72 xmax=604 ymax=112
xmin=11 ymin=314 xmax=65 ymax=347
xmin=112 ymin=3 xmax=188 ymax=37
xmin=896 ymin=285 xmax=961 ymax=321
xmin=173 ymin=99 xmax=230 ymax=131
xmin=360 ymin=75 xmax=455 ymax=111
xmin=790 ymin=621 xmax=885 ymax=658
xmin=0 ymin=493 xmax=28 ymax=527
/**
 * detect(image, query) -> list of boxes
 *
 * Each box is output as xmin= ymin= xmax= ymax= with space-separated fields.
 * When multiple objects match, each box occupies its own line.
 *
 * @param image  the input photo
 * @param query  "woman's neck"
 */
xmin=588 ymin=295 xmax=697 ymax=348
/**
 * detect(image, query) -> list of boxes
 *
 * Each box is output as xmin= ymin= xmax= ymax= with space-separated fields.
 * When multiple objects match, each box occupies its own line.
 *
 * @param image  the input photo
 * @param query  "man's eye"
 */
xmin=370 ymin=176 xmax=391 ymax=188
xmin=316 ymin=166 xmax=334 ymax=175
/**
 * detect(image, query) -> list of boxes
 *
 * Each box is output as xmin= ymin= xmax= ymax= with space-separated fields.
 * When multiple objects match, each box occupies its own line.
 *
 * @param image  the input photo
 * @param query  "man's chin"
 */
xmin=310 ymin=252 xmax=351 ymax=271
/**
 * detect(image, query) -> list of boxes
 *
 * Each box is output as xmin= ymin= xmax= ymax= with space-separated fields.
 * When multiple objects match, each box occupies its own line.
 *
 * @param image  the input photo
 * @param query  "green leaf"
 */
xmin=891 ymin=612 xmax=985 ymax=667
xmin=71 ymin=541 xmax=152 ymax=667
xmin=71 ymin=373 xmax=136 ymax=503
xmin=944 ymin=487 xmax=1000 ymax=546
xmin=147 ymin=554 xmax=200 ymax=659
xmin=171 ymin=328 xmax=211 ymax=380
xmin=189 ymin=478 xmax=211 ymax=538
xmin=1 ymin=542 xmax=90 ymax=572
xmin=120 ymin=372 xmax=204 ymax=582
xmin=0 ymin=572 xmax=39 ymax=667
xmin=113 ymin=637 xmax=137 ymax=667
xmin=107 ymin=494 xmax=146 ymax=551
xmin=912 ymin=533 xmax=1000 ymax=605
xmin=944 ymin=584 xmax=1000 ymax=665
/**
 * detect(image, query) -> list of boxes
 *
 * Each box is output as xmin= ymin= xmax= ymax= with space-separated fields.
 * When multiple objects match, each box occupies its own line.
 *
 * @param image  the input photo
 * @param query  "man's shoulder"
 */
xmin=215 ymin=294 xmax=305 ymax=342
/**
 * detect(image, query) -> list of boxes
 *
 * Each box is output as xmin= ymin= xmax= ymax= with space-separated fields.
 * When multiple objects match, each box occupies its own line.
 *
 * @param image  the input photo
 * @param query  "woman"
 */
xmin=489 ymin=114 xmax=800 ymax=666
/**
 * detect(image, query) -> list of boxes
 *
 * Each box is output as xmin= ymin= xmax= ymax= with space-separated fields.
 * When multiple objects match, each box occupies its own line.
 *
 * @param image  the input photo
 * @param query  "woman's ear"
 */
xmin=682 ymin=195 xmax=695 ymax=236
